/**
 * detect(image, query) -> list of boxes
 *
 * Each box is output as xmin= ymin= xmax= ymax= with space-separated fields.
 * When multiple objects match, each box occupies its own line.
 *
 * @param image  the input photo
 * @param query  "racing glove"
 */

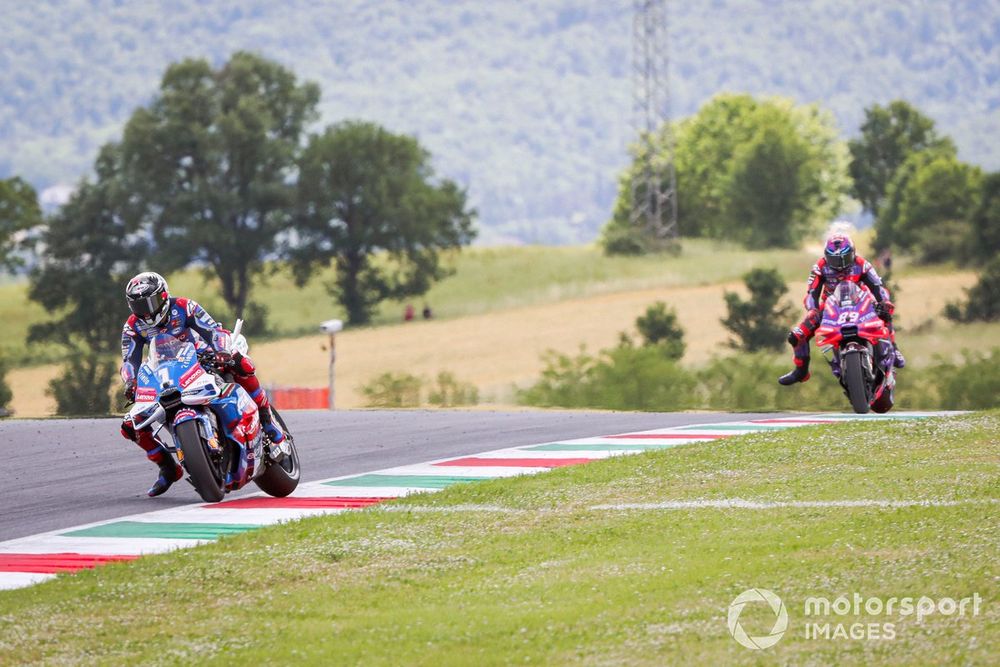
xmin=124 ymin=380 xmax=136 ymax=403
xmin=214 ymin=350 xmax=233 ymax=367
xmin=875 ymin=300 xmax=894 ymax=322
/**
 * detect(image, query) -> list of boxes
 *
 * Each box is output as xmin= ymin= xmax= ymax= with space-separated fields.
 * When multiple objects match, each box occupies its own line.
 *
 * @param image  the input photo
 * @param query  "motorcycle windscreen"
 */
xmin=834 ymin=281 xmax=864 ymax=307
xmin=149 ymin=334 xmax=197 ymax=367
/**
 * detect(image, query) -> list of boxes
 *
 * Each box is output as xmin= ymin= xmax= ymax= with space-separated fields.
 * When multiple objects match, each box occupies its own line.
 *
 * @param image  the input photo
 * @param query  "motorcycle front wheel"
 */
xmin=175 ymin=419 xmax=226 ymax=502
xmin=843 ymin=351 xmax=871 ymax=415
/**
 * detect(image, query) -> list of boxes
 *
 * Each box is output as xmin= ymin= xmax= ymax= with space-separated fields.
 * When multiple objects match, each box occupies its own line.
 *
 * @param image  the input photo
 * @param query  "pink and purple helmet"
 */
xmin=824 ymin=234 xmax=856 ymax=272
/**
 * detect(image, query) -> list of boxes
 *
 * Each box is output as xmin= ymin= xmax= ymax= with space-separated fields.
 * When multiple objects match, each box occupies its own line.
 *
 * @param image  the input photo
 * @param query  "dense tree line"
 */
xmin=3 ymin=1 xmax=998 ymax=244
xmin=606 ymin=97 xmax=998 ymax=317
xmin=5 ymin=53 xmax=475 ymax=415
xmin=849 ymin=101 xmax=1000 ymax=320
xmin=602 ymin=94 xmax=850 ymax=253
xmin=0 ymin=177 xmax=42 ymax=414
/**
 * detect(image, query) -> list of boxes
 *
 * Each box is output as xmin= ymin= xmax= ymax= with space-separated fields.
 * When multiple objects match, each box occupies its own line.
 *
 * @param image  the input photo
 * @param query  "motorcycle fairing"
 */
xmin=210 ymin=383 xmax=263 ymax=489
xmin=127 ymin=334 xmax=264 ymax=493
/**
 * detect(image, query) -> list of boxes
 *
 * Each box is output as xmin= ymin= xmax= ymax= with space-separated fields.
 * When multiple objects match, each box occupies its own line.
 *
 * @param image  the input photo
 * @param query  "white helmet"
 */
xmin=125 ymin=272 xmax=170 ymax=326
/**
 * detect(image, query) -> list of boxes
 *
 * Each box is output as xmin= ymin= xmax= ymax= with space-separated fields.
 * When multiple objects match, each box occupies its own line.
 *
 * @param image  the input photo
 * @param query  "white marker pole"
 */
xmin=319 ymin=319 xmax=344 ymax=411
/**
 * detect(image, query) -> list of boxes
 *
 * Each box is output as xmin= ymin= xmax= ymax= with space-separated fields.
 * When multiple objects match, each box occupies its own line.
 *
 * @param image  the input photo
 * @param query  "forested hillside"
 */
xmin=2 ymin=0 xmax=998 ymax=243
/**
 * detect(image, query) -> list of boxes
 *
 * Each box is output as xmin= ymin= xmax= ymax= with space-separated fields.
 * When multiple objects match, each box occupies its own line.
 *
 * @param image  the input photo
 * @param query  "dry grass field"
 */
xmin=7 ymin=270 xmax=979 ymax=416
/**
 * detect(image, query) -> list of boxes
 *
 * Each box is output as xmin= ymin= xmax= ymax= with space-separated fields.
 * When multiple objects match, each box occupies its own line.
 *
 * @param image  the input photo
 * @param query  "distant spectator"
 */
xmin=878 ymin=248 xmax=893 ymax=272
xmin=422 ymin=304 xmax=433 ymax=320
xmin=404 ymin=303 xmax=415 ymax=321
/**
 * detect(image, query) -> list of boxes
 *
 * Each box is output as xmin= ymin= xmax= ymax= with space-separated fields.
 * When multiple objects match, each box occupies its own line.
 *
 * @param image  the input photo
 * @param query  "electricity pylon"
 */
xmin=630 ymin=0 xmax=678 ymax=247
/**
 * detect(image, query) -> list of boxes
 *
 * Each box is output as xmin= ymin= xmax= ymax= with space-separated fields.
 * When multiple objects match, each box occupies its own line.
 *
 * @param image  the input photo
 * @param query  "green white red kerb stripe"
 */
xmin=0 ymin=412 xmax=953 ymax=590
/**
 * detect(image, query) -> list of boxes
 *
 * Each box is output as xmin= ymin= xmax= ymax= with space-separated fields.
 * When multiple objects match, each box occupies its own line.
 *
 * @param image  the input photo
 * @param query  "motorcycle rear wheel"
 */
xmin=175 ymin=420 xmax=226 ymax=502
xmin=843 ymin=351 xmax=871 ymax=415
xmin=255 ymin=406 xmax=300 ymax=497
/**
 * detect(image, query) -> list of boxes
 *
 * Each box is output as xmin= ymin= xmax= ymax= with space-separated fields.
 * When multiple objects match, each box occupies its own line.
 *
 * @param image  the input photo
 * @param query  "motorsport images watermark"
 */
xmin=727 ymin=589 xmax=983 ymax=649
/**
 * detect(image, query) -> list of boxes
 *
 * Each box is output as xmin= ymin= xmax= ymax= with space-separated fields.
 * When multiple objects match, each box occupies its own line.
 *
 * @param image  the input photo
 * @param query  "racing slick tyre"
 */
xmin=255 ymin=406 xmax=300 ymax=498
xmin=175 ymin=419 xmax=226 ymax=502
xmin=843 ymin=351 xmax=871 ymax=415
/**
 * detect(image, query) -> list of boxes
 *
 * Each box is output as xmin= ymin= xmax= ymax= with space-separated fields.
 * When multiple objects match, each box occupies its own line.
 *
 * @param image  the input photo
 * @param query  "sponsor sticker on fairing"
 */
xmin=135 ymin=388 xmax=157 ymax=402
xmin=179 ymin=365 xmax=205 ymax=388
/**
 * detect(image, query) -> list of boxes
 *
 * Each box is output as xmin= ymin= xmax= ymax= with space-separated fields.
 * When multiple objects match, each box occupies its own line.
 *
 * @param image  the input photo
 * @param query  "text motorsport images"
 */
xmin=727 ymin=588 xmax=984 ymax=650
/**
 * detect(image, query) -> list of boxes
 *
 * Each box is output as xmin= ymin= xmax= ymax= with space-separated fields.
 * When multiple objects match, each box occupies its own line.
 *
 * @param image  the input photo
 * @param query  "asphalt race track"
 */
xmin=0 ymin=410 xmax=790 ymax=541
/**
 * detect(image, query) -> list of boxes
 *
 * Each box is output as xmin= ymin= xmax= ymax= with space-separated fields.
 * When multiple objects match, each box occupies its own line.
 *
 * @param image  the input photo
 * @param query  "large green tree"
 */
xmin=879 ymin=151 xmax=981 ymax=261
xmin=119 ymin=51 xmax=320 ymax=318
xmin=28 ymin=146 xmax=147 ymax=415
xmin=848 ymin=100 xmax=954 ymax=215
xmin=968 ymin=172 xmax=1000 ymax=264
xmin=724 ymin=119 xmax=816 ymax=246
xmin=0 ymin=176 xmax=42 ymax=271
xmin=292 ymin=121 xmax=476 ymax=325
xmin=0 ymin=356 xmax=11 ymax=416
xmin=944 ymin=257 xmax=1000 ymax=323
xmin=0 ymin=176 xmax=40 ymax=415
xmin=602 ymin=94 xmax=848 ymax=253
xmin=873 ymin=143 xmax=956 ymax=251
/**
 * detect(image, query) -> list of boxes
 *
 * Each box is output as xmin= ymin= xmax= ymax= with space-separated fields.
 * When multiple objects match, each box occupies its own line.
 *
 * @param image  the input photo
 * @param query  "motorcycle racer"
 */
xmin=778 ymin=231 xmax=905 ymax=386
xmin=119 ymin=271 xmax=285 ymax=496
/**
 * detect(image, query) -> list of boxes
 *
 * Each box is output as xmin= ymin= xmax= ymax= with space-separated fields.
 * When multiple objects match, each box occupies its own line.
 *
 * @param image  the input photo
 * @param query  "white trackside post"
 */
xmin=318 ymin=319 xmax=344 ymax=411
xmin=328 ymin=332 xmax=336 ymax=410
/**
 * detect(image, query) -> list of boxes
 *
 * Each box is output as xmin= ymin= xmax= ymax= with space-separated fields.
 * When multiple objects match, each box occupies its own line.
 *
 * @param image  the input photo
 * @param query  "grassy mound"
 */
xmin=2 ymin=412 xmax=997 ymax=664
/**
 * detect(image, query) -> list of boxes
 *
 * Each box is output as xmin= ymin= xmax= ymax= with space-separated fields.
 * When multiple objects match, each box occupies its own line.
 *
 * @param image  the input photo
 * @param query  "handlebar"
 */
xmin=198 ymin=349 xmax=236 ymax=371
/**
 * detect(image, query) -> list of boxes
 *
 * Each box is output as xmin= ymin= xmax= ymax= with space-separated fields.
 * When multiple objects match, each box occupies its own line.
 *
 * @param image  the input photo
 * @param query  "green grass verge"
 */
xmin=0 ymin=241 xmax=810 ymax=366
xmin=1 ymin=412 xmax=997 ymax=664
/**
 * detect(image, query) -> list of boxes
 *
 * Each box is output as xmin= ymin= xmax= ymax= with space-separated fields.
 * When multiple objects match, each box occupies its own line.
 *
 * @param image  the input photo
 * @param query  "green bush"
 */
xmin=696 ymin=353 xmax=845 ymax=411
xmin=48 ymin=354 xmax=118 ymax=416
xmin=520 ymin=344 xmax=1000 ymax=413
xmin=590 ymin=346 xmax=696 ymax=411
xmin=428 ymin=372 xmax=479 ymax=407
xmin=518 ymin=345 xmax=695 ymax=411
xmin=721 ymin=268 xmax=794 ymax=352
xmin=944 ymin=257 xmax=1000 ymax=323
xmin=0 ymin=356 xmax=12 ymax=416
xmin=635 ymin=301 xmax=686 ymax=360
xmin=517 ymin=347 xmax=597 ymax=409
xmin=360 ymin=372 xmax=422 ymax=408
xmin=913 ymin=219 xmax=974 ymax=264
xmin=896 ymin=350 xmax=1000 ymax=410
xmin=599 ymin=222 xmax=651 ymax=256
xmin=935 ymin=350 xmax=1000 ymax=409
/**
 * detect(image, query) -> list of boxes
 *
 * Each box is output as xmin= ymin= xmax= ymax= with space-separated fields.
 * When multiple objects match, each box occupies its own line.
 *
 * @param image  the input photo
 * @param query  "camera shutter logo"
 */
xmin=728 ymin=588 xmax=788 ymax=650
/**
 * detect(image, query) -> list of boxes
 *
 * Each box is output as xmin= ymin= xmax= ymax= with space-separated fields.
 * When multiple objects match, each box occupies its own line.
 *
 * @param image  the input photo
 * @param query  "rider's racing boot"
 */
xmin=258 ymin=405 xmax=287 ymax=463
xmin=893 ymin=346 xmax=906 ymax=369
xmin=259 ymin=405 xmax=285 ymax=445
xmin=148 ymin=456 xmax=184 ymax=497
xmin=778 ymin=358 xmax=811 ymax=386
